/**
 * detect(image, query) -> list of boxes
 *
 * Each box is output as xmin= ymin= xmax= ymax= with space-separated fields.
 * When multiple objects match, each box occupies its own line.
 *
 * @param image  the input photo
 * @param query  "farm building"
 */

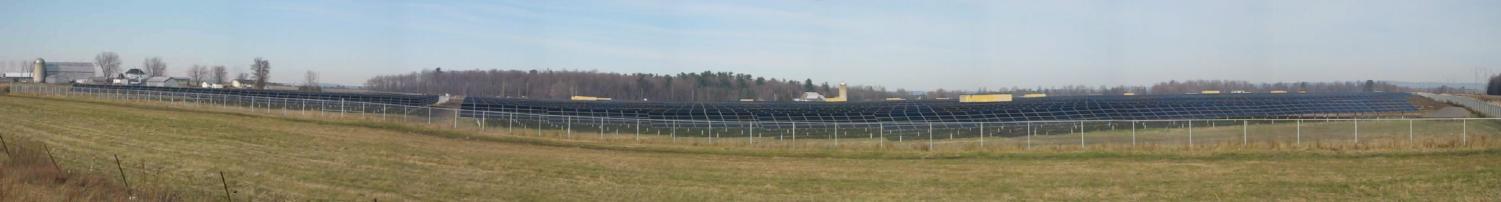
xmin=145 ymin=76 xmax=190 ymax=87
xmin=28 ymin=58 xmax=97 ymax=84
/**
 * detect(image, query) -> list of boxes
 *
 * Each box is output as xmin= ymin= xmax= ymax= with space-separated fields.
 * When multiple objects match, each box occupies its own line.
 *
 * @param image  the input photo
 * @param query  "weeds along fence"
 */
xmin=10 ymin=84 xmax=1501 ymax=151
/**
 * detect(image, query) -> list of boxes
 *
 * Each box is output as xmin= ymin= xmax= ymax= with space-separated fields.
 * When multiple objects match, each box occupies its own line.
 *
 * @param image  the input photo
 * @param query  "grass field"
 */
xmin=2 ymin=95 xmax=1500 ymax=201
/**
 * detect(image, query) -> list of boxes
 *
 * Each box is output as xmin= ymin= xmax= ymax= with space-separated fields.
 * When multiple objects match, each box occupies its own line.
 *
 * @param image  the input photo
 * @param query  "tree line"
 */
xmin=365 ymin=68 xmax=1413 ymax=101
xmin=365 ymin=69 xmax=906 ymax=101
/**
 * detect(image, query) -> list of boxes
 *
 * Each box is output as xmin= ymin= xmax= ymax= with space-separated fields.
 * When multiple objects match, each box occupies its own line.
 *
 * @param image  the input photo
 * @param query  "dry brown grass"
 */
xmin=0 ymin=135 xmax=202 ymax=201
xmin=2 ymin=94 xmax=1500 ymax=201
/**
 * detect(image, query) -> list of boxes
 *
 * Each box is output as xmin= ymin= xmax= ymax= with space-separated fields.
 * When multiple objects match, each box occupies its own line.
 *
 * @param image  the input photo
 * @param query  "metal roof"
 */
xmin=44 ymin=62 xmax=96 ymax=73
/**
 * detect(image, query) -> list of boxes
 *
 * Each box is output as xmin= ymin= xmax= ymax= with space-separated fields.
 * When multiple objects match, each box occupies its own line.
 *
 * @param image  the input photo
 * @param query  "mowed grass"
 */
xmin=1 ymin=95 xmax=1500 ymax=201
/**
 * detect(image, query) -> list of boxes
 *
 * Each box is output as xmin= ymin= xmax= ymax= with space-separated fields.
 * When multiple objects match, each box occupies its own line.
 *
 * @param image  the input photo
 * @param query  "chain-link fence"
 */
xmin=11 ymin=84 xmax=1499 ymax=151
xmin=1417 ymin=92 xmax=1501 ymax=118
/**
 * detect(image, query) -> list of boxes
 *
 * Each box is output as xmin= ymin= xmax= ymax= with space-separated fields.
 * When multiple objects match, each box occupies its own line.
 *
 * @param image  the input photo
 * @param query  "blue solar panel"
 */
xmin=460 ymin=93 xmax=1417 ymax=123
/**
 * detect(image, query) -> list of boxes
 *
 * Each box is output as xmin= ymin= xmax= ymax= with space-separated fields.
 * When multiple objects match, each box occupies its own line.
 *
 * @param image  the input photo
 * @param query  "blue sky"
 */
xmin=2 ymin=0 xmax=1498 ymax=90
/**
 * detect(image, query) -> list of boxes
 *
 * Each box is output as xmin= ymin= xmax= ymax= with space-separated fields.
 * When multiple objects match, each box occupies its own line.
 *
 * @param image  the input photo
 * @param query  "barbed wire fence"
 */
xmin=9 ymin=84 xmax=1499 ymax=151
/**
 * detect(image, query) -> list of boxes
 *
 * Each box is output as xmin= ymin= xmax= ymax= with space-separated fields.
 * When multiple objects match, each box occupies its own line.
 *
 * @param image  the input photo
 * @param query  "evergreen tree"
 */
xmin=1488 ymin=74 xmax=1501 ymax=95
xmin=803 ymin=79 xmax=815 ymax=92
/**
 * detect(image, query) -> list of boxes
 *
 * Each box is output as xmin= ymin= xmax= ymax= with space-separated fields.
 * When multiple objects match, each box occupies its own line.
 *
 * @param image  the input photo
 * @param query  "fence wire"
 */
xmin=10 ymin=84 xmax=1499 ymax=150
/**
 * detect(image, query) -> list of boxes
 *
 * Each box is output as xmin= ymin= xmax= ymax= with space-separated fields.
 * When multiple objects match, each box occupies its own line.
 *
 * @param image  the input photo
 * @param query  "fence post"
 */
xmin=833 ymin=122 xmax=839 ymax=147
xmin=1354 ymin=119 xmax=1360 ymax=144
xmin=1188 ymin=120 xmax=1194 ymax=148
xmin=480 ymin=111 xmax=487 ymax=130
xmin=220 ymin=171 xmax=233 ymax=202
xmin=792 ymin=122 xmax=797 ymax=141
xmin=453 ymin=109 xmax=460 ymax=129
xmin=1408 ymin=119 xmax=1414 ymax=144
xmin=878 ymin=122 xmax=884 ymax=149
xmin=1243 ymin=120 xmax=1248 ymax=145
xmin=113 ymin=154 xmax=131 ymax=195
xmin=979 ymin=123 xmax=985 ymax=147
xmin=1131 ymin=121 xmax=1138 ymax=146
xmin=636 ymin=119 xmax=642 ymax=141
xmin=566 ymin=117 xmax=572 ymax=138
xmin=1078 ymin=121 xmax=1085 ymax=148
xmin=1296 ymin=119 xmax=1302 ymax=145
xmin=924 ymin=122 xmax=935 ymax=151
xmin=1026 ymin=122 xmax=1032 ymax=149
xmin=748 ymin=121 xmax=754 ymax=144
xmin=1462 ymin=119 xmax=1467 ymax=145
xmin=670 ymin=120 xmax=676 ymax=142
xmin=599 ymin=117 xmax=605 ymax=140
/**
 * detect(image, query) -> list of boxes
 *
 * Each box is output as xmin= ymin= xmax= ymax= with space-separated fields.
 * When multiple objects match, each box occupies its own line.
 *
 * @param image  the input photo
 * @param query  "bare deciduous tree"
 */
xmin=185 ymin=65 xmax=212 ymax=85
xmin=143 ymin=57 xmax=167 ymax=77
xmin=94 ymin=52 xmax=121 ymax=78
xmin=302 ymin=70 xmax=321 ymax=92
xmin=211 ymin=65 xmax=227 ymax=84
xmin=251 ymin=58 xmax=270 ymax=89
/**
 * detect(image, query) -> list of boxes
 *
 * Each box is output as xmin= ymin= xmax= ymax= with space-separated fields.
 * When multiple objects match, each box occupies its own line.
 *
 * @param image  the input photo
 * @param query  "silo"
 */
xmin=32 ymin=58 xmax=45 ymax=83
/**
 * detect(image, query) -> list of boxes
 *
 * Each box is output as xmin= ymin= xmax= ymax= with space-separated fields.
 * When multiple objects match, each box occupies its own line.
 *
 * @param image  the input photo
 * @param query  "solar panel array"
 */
xmin=462 ymin=93 xmax=1417 ymax=123
xmin=71 ymin=84 xmax=440 ymax=106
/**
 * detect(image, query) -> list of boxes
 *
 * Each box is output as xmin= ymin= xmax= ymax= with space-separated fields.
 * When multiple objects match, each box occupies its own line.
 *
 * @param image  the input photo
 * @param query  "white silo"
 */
xmin=32 ymin=58 xmax=45 ymax=83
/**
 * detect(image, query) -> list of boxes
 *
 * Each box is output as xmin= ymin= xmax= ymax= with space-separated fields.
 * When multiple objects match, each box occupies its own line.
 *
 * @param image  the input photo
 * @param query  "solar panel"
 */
xmin=461 ymin=93 xmax=1417 ymax=124
xmin=71 ymin=84 xmax=440 ymax=106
